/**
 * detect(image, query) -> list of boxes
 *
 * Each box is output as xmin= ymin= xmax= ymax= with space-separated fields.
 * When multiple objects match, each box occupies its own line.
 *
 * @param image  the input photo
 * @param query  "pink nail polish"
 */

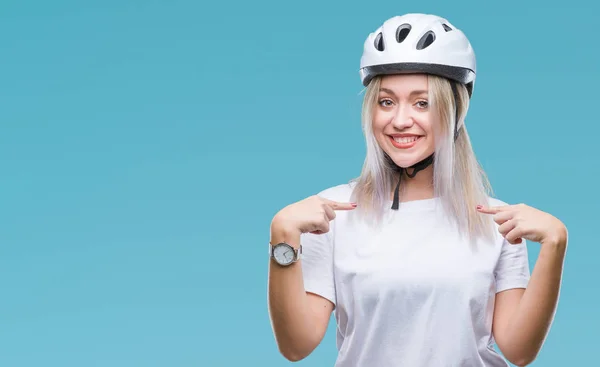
xmin=476 ymin=205 xmax=482 ymax=210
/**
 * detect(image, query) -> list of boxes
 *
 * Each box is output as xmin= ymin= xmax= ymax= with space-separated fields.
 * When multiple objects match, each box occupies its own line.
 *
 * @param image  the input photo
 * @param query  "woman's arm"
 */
xmin=268 ymin=226 xmax=334 ymax=361
xmin=267 ymin=195 xmax=353 ymax=361
xmin=493 ymin=229 xmax=567 ymax=366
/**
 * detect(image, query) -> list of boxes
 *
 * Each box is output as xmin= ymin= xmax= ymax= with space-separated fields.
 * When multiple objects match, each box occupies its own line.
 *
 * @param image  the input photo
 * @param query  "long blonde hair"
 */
xmin=350 ymin=74 xmax=496 ymax=243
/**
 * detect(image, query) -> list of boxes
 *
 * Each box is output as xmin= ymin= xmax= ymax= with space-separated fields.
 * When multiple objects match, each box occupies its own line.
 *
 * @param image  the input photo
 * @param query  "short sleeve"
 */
xmin=297 ymin=183 xmax=353 ymax=307
xmin=300 ymin=229 xmax=336 ymax=306
xmin=494 ymin=238 xmax=531 ymax=293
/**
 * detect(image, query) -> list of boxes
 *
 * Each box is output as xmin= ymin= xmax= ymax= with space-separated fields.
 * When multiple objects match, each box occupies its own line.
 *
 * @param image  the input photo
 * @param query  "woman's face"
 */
xmin=372 ymin=74 xmax=436 ymax=168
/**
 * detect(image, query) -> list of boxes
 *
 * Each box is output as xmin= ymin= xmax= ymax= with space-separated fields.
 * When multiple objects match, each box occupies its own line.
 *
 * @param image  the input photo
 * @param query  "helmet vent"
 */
xmin=442 ymin=23 xmax=452 ymax=32
xmin=416 ymin=31 xmax=435 ymax=50
xmin=374 ymin=32 xmax=385 ymax=51
xmin=395 ymin=24 xmax=411 ymax=43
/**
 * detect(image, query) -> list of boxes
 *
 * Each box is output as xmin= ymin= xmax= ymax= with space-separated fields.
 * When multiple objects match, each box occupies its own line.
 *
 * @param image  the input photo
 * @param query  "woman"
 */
xmin=267 ymin=13 xmax=567 ymax=367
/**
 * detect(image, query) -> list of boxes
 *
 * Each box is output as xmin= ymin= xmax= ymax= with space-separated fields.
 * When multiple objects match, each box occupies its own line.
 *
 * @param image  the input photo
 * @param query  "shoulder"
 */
xmin=485 ymin=196 xmax=511 ymax=208
xmin=315 ymin=181 xmax=356 ymax=202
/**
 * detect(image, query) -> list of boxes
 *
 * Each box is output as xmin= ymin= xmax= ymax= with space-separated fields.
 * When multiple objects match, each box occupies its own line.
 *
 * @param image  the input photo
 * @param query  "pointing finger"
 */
xmin=476 ymin=205 xmax=508 ymax=215
xmin=323 ymin=199 xmax=358 ymax=211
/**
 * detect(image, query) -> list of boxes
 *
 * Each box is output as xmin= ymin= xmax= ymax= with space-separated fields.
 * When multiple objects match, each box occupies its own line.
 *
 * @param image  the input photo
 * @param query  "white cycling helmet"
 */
xmin=359 ymin=13 xmax=476 ymax=96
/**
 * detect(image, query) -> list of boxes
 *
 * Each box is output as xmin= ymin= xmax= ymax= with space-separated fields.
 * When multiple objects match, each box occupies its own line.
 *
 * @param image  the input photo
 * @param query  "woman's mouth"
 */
xmin=389 ymin=135 xmax=422 ymax=149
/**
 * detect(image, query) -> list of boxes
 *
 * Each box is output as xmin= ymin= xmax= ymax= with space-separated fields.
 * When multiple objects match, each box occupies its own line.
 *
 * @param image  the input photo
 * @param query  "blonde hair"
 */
xmin=350 ymin=74 xmax=496 ymax=243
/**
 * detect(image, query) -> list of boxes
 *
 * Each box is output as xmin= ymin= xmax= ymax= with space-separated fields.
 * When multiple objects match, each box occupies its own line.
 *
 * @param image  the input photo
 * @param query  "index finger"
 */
xmin=476 ymin=205 xmax=507 ymax=215
xmin=324 ymin=199 xmax=357 ymax=210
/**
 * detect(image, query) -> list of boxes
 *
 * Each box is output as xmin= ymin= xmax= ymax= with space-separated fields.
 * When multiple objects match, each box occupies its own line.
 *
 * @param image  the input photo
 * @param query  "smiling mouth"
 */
xmin=393 ymin=136 xmax=419 ymax=144
xmin=389 ymin=135 xmax=422 ymax=149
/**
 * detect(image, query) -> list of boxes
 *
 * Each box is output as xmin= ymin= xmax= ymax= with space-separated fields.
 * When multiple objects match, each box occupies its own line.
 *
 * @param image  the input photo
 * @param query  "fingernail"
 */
xmin=351 ymin=203 xmax=357 ymax=207
xmin=476 ymin=205 xmax=482 ymax=210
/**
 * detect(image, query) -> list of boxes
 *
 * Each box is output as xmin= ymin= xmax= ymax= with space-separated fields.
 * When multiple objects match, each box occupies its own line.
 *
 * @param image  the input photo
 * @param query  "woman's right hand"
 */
xmin=271 ymin=195 xmax=357 ymax=236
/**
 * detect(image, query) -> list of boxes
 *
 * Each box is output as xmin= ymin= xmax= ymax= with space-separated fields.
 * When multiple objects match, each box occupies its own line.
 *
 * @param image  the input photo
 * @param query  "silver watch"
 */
xmin=270 ymin=242 xmax=302 ymax=266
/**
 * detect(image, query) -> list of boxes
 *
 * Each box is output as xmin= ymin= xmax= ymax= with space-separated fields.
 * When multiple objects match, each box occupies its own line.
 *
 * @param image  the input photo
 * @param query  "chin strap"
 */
xmin=388 ymin=154 xmax=434 ymax=209
xmin=388 ymin=81 xmax=462 ymax=210
xmin=450 ymin=82 xmax=460 ymax=141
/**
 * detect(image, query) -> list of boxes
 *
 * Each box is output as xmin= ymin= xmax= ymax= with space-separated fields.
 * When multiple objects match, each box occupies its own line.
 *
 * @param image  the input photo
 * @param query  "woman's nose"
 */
xmin=391 ymin=105 xmax=414 ymax=130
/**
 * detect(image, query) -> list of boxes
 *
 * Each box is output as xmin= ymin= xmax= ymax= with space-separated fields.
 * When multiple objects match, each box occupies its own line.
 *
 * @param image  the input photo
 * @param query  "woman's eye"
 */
xmin=416 ymin=101 xmax=429 ymax=109
xmin=379 ymin=99 xmax=393 ymax=107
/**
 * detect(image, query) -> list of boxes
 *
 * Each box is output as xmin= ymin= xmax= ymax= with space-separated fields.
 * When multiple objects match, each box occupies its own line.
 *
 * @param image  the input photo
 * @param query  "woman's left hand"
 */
xmin=477 ymin=203 xmax=568 ymax=247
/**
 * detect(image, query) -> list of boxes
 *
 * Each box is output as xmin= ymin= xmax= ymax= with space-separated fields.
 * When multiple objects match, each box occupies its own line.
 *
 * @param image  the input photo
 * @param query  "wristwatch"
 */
xmin=270 ymin=242 xmax=302 ymax=266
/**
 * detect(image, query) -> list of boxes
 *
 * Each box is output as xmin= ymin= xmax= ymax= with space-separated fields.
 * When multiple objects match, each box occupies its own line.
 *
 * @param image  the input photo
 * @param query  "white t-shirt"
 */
xmin=300 ymin=182 xmax=530 ymax=367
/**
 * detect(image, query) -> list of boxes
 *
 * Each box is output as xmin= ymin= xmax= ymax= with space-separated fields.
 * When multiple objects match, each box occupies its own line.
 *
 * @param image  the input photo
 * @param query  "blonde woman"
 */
xmin=267 ymin=13 xmax=567 ymax=367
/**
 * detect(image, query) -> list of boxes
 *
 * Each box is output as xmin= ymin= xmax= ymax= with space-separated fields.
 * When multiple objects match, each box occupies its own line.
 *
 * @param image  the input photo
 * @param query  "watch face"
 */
xmin=273 ymin=243 xmax=295 ymax=265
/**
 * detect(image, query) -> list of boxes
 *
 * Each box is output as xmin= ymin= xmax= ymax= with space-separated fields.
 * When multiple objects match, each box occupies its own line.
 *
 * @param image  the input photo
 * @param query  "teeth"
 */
xmin=393 ymin=136 xmax=419 ymax=144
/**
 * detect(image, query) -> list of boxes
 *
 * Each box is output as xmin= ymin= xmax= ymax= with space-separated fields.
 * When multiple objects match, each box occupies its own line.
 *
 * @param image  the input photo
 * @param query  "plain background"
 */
xmin=1 ymin=0 xmax=597 ymax=366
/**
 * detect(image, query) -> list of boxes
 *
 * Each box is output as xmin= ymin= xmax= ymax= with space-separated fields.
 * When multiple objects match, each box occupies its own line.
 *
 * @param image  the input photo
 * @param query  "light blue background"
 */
xmin=0 ymin=0 xmax=597 ymax=366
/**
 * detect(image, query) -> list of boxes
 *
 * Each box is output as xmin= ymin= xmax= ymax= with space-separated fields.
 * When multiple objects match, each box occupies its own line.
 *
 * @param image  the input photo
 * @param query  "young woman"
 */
xmin=267 ymin=13 xmax=568 ymax=367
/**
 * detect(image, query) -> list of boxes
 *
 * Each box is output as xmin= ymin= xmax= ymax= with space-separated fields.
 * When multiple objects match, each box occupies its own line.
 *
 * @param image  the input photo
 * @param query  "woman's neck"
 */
xmin=395 ymin=165 xmax=435 ymax=202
